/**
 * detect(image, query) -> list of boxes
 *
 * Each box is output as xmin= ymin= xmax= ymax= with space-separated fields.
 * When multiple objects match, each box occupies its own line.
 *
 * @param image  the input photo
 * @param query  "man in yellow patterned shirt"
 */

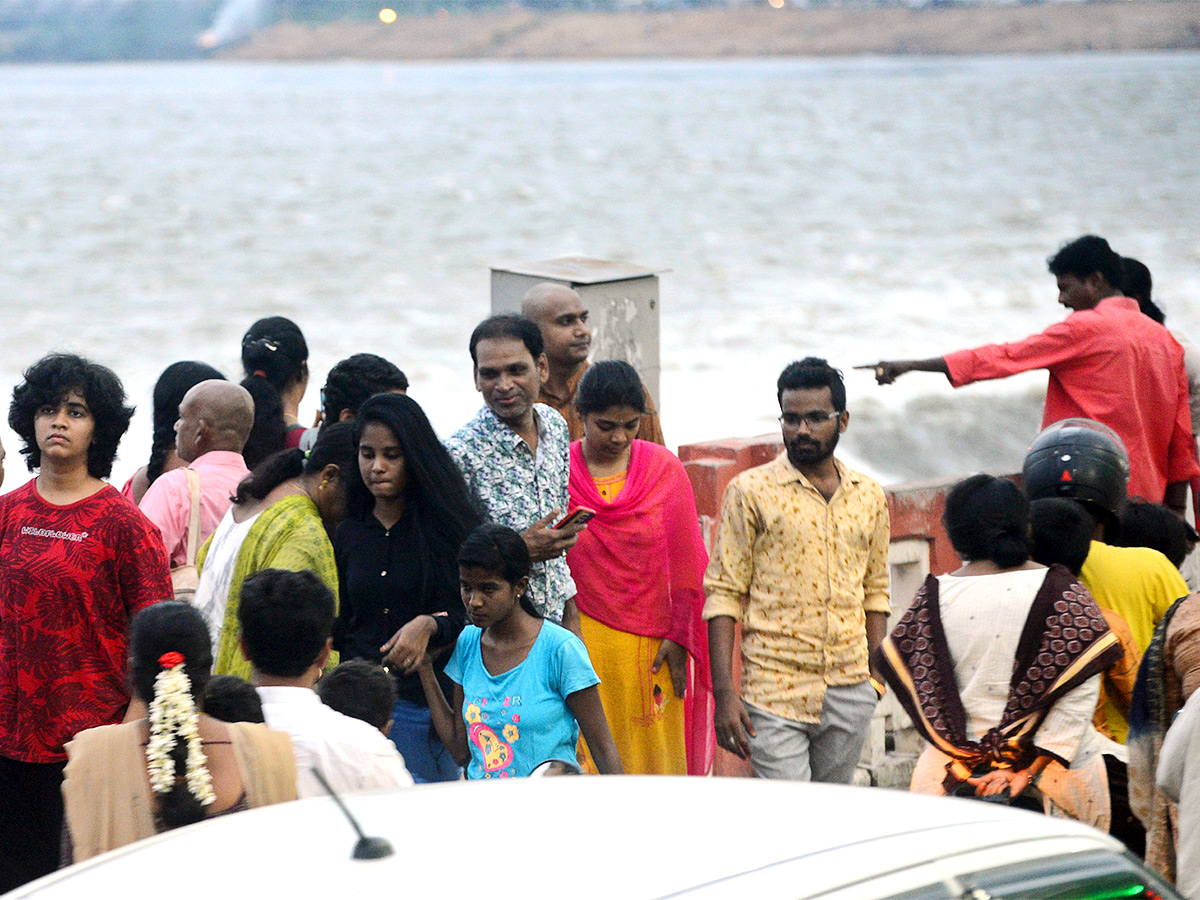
xmin=703 ymin=358 xmax=891 ymax=782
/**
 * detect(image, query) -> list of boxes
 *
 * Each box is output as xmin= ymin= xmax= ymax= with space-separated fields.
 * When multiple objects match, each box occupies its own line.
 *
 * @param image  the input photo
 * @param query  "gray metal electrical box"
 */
xmin=490 ymin=256 xmax=663 ymax=405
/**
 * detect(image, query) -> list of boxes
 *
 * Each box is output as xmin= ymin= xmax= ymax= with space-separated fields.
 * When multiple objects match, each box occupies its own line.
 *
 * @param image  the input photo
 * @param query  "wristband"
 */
xmin=870 ymin=676 xmax=887 ymax=697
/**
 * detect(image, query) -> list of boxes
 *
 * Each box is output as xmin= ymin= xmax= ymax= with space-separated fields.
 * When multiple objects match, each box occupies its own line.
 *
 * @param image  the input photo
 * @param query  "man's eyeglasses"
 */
xmin=779 ymin=411 xmax=839 ymax=429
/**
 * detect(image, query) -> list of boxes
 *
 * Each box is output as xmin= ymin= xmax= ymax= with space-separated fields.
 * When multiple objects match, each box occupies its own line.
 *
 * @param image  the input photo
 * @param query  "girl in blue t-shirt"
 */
xmin=418 ymin=524 xmax=622 ymax=779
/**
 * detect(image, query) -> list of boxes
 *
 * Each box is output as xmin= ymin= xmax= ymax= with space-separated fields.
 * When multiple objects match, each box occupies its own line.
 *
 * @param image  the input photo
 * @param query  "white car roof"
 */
xmin=10 ymin=777 xmax=1122 ymax=900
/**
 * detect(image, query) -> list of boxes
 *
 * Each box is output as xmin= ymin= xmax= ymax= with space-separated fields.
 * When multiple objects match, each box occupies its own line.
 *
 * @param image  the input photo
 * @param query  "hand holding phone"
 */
xmin=553 ymin=507 xmax=596 ymax=530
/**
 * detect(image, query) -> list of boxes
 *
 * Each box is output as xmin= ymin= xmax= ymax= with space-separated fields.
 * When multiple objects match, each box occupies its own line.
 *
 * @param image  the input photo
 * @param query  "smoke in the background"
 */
xmin=199 ymin=0 xmax=273 ymax=48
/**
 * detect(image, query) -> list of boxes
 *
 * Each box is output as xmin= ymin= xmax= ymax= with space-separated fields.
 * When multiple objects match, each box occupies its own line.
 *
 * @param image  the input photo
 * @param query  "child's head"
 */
xmin=202 ymin=674 xmax=265 ymax=724
xmin=316 ymin=659 xmax=396 ymax=734
xmin=239 ymin=569 xmax=335 ymax=678
xmin=1029 ymin=498 xmax=1095 ymax=576
xmin=457 ymin=524 xmax=538 ymax=623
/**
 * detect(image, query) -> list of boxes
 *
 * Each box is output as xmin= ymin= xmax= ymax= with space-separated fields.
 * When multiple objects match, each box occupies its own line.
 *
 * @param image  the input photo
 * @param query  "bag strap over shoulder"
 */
xmin=184 ymin=467 xmax=202 ymax=567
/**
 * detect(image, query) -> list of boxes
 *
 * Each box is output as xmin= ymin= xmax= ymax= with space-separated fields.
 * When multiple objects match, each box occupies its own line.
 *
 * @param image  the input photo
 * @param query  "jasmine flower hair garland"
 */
xmin=146 ymin=651 xmax=215 ymax=807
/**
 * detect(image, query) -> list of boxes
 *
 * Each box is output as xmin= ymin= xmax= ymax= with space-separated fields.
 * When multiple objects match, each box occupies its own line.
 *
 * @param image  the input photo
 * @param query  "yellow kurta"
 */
xmin=577 ymin=613 xmax=687 ymax=775
xmin=577 ymin=465 xmax=687 ymax=774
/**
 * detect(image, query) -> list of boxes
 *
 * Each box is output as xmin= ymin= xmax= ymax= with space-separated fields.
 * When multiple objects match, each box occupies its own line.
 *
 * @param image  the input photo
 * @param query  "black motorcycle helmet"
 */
xmin=1022 ymin=419 xmax=1130 ymax=524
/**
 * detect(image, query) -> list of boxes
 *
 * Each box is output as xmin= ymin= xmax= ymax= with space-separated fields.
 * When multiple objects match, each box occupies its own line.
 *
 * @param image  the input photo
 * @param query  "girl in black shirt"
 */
xmin=333 ymin=393 xmax=480 ymax=782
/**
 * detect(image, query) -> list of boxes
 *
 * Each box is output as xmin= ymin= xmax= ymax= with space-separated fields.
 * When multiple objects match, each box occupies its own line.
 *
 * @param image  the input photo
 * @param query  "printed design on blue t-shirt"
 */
xmin=446 ymin=622 xmax=600 ymax=779
xmin=465 ymin=697 xmax=524 ymax=778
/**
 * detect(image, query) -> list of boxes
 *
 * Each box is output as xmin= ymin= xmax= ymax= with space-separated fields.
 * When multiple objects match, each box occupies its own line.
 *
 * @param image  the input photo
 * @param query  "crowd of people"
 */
xmin=2 ymin=232 xmax=1200 ymax=896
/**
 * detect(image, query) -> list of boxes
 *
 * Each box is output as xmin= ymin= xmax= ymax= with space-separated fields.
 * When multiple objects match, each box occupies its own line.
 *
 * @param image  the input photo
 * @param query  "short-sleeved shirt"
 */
xmin=444 ymin=621 xmax=599 ymax=779
xmin=1081 ymin=540 xmax=1187 ymax=744
xmin=0 ymin=480 xmax=172 ymax=763
xmin=446 ymin=404 xmax=575 ymax=622
xmin=1081 ymin=540 xmax=1189 ymax=653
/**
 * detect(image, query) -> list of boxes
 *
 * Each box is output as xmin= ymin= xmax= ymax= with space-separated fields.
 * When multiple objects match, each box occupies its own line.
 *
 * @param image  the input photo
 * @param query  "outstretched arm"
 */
xmin=855 ymin=358 xmax=950 ymax=386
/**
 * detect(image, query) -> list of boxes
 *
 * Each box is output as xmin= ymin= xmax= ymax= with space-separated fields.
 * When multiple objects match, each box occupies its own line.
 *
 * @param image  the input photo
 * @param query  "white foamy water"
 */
xmin=2 ymin=55 xmax=1200 ymax=488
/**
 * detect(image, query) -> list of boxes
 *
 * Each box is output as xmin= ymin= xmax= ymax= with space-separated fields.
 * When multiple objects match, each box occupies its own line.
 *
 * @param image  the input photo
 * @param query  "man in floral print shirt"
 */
xmin=446 ymin=315 xmax=588 ymax=632
xmin=703 ymin=358 xmax=890 ymax=783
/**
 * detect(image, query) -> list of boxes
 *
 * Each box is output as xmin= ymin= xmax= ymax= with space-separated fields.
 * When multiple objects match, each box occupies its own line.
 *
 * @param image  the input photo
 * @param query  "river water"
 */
xmin=3 ymin=54 xmax=1200 ymax=487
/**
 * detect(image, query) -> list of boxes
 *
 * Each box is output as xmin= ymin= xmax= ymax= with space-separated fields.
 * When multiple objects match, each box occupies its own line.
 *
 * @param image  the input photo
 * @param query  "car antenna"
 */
xmin=310 ymin=767 xmax=395 ymax=860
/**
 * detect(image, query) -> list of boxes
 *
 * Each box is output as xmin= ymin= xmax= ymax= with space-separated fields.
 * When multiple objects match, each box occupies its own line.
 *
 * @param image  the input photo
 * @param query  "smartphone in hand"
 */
xmin=553 ymin=507 xmax=596 ymax=530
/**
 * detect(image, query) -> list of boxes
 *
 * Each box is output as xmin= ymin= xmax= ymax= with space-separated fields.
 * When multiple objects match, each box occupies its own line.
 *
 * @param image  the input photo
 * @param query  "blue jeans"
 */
xmin=388 ymin=697 xmax=462 ymax=783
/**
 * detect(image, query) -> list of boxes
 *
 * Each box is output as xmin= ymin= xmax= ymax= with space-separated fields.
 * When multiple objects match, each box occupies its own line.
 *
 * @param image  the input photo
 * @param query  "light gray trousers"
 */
xmin=745 ymin=681 xmax=877 ymax=783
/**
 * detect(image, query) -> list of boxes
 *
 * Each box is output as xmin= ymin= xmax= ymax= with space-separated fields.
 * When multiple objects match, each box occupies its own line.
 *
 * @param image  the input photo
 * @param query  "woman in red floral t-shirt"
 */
xmin=0 ymin=353 xmax=171 ymax=892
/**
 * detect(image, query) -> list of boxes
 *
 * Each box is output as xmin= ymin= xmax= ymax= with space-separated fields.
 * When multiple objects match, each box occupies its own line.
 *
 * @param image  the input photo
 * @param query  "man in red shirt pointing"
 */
xmin=862 ymin=235 xmax=1199 ymax=511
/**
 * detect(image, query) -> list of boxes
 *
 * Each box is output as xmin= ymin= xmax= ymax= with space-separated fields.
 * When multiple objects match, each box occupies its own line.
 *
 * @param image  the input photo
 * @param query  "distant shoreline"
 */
xmin=219 ymin=1 xmax=1200 ymax=62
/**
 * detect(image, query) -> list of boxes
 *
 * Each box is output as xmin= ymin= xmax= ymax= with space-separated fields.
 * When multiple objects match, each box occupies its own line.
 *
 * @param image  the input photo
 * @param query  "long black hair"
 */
xmin=234 ymin=420 xmax=357 ymax=509
xmin=240 ymin=316 xmax=308 ymax=469
xmin=146 ymin=361 xmax=225 ymax=485
xmin=350 ymin=394 xmax=482 ymax=603
xmin=128 ymin=602 xmax=214 ymax=831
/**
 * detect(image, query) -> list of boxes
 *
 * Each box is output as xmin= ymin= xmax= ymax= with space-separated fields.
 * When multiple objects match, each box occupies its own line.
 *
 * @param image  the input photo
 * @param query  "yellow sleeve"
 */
xmin=862 ymin=485 xmax=892 ymax=615
xmin=702 ymin=478 xmax=759 ymax=622
xmin=1152 ymin=554 xmax=1190 ymax=623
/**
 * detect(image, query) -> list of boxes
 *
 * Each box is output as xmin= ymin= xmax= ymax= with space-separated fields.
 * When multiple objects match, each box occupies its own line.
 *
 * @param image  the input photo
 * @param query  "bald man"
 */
xmin=140 ymin=380 xmax=255 ymax=567
xmin=521 ymin=282 xmax=665 ymax=444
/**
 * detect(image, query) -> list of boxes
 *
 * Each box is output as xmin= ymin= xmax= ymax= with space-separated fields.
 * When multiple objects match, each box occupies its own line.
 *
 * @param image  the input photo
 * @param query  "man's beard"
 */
xmin=786 ymin=431 xmax=838 ymax=467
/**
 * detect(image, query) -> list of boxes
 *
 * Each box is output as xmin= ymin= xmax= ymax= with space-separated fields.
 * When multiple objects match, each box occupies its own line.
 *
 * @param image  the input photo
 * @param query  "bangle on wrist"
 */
xmin=870 ymin=676 xmax=887 ymax=697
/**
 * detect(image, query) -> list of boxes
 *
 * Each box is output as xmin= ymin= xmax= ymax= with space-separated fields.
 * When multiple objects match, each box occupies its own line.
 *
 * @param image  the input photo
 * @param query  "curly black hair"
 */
xmin=321 ymin=353 xmax=408 ymax=422
xmin=9 ymin=353 xmax=134 ymax=479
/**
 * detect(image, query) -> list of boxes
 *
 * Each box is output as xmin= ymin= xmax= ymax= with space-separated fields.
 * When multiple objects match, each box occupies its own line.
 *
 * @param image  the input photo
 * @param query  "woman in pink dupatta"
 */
xmin=566 ymin=361 xmax=713 ymax=775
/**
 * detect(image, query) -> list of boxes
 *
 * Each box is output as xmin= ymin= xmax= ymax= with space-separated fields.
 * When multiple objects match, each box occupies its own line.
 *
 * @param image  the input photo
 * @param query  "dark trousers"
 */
xmin=0 ymin=755 xmax=67 ymax=893
xmin=1105 ymin=753 xmax=1146 ymax=857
